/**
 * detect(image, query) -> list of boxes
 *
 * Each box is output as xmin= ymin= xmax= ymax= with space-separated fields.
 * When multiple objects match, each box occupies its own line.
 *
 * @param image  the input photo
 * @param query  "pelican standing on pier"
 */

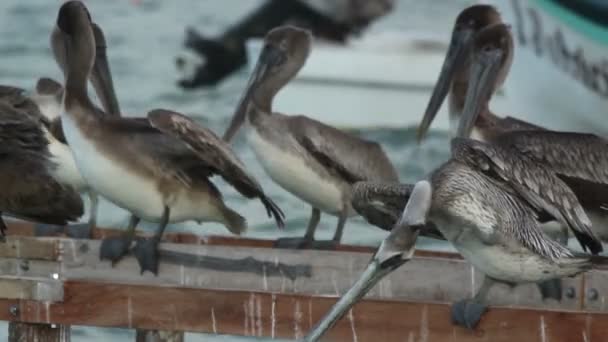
xmin=304 ymin=137 xmax=604 ymax=340
xmin=223 ymin=26 xmax=398 ymax=249
xmin=53 ymin=1 xmax=284 ymax=274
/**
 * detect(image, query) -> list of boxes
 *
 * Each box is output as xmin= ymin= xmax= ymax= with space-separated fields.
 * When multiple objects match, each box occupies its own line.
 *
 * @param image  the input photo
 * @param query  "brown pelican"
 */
xmin=54 ymin=1 xmax=284 ymax=274
xmin=0 ymin=101 xmax=84 ymax=238
xmin=417 ymin=4 xmax=542 ymax=141
xmin=0 ymin=21 xmax=120 ymax=238
xmin=418 ymin=7 xmax=608 ymax=300
xmin=438 ymin=22 xmax=608 ymax=242
xmin=304 ymin=137 xmax=604 ymax=340
xmin=223 ymin=26 xmax=398 ymax=249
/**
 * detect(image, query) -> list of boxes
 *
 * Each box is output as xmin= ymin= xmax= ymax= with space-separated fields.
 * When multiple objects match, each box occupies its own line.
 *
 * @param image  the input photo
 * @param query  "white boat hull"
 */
xmin=489 ymin=0 xmax=608 ymax=134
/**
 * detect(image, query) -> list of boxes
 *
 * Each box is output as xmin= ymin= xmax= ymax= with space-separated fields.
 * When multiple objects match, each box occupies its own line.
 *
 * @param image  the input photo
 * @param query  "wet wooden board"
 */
xmin=1 ymin=221 xmax=608 ymax=340
xmin=0 ymin=237 xmax=58 ymax=261
xmin=0 ymin=237 xmax=590 ymax=311
xmin=0 ymin=281 xmax=607 ymax=341
xmin=0 ymin=277 xmax=62 ymax=302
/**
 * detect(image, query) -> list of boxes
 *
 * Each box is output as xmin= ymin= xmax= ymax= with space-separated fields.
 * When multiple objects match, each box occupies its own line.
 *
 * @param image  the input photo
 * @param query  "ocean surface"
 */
xmin=0 ymin=0 xmax=474 ymax=340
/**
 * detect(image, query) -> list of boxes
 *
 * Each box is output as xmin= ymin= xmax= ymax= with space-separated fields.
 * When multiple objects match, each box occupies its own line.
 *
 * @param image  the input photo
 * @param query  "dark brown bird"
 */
xmin=0 ymin=102 xmax=83 ymax=237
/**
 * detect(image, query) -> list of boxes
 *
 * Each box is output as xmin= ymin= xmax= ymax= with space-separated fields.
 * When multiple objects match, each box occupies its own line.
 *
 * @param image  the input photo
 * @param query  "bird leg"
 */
xmin=536 ymin=278 xmax=562 ymax=301
xmin=66 ymin=192 xmax=99 ymax=239
xmin=99 ymin=214 xmax=140 ymax=266
xmin=0 ymin=215 xmax=7 ymax=242
xmin=451 ymin=275 xmax=494 ymax=329
xmin=133 ymin=206 xmax=170 ymax=275
xmin=307 ymin=206 xmax=349 ymax=250
xmin=274 ymin=207 xmax=321 ymax=249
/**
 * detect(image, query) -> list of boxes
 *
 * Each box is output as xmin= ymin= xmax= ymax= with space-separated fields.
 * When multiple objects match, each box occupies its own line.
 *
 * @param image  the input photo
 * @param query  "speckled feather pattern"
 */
xmin=451 ymin=137 xmax=602 ymax=254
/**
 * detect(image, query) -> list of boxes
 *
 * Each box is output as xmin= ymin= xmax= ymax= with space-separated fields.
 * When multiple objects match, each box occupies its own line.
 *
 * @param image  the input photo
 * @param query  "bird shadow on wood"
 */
xmin=159 ymin=249 xmax=312 ymax=281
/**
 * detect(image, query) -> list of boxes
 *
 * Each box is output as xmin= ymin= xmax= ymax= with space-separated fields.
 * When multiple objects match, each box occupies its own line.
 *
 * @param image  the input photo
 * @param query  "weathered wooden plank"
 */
xmin=0 ymin=277 xmax=62 ymax=302
xmin=0 ymin=237 xmax=585 ymax=311
xmin=0 ymin=237 xmax=58 ymax=261
xmin=0 ymin=281 xmax=606 ymax=341
xmin=8 ymin=322 xmax=70 ymax=342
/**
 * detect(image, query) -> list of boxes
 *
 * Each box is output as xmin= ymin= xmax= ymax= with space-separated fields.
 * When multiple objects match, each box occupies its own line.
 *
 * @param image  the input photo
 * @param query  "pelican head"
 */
xmin=52 ymin=1 xmax=119 ymax=114
xmin=457 ymin=23 xmax=513 ymax=138
xmin=417 ymin=5 xmax=501 ymax=142
xmin=304 ymin=180 xmax=432 ymax=342
xmin=223 ymin=26 xmax=312 ymax=141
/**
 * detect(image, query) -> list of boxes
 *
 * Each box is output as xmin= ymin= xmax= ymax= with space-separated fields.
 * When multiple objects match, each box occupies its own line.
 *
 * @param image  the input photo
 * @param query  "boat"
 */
xmin=486 ymin=0 xmax=608 ymax=134
xmin=3 ymin=219 xmax=608 ymax=341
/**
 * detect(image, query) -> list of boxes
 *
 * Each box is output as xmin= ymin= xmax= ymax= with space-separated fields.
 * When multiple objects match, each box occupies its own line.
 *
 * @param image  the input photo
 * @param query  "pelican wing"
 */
xmin=497 ymin=130 xmax=608 ymax=213
xmin=497 ymin=130 xmax=608 ymax=184
xmin=148 ymin=109 xmax=284 ymax=228
xmin=289 ymin=115 xmax=398 ymax=184
xmin=0 ymin=85 xmax=50 ymax=127
xmin=451 ymin=137 xmax=602 ymax=254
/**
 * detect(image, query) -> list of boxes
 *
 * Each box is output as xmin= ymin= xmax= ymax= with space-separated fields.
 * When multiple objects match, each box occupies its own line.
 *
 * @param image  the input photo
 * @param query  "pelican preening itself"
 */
xmin=54 ymin=1 xmax=284 ymax=274
xmin=0 ymin=20 xmax=119 ymax=237
xmin=223 ymin=26 xmax=399 ymax=249
xmin=306 ymin=136 xmax=606 ymax=340
xmin=306 ymin=3 xmax=608 ymax=339
xmin=419 ymin=13 xmax=608 ymax=243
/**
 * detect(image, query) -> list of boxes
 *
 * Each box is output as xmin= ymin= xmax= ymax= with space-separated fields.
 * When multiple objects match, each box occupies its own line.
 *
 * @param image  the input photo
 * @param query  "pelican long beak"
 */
xmin=223 ymin=45 xmax=285 ymax=142
xmin=304 ymin=181 xmax=432 ymax=342
xmin=417 ymin=29 xmax=474 ymax=143
xmin=456 ymin=50 xmax=502 ymax=138
xmin=90 ymin=22 xmax=120 ymax=116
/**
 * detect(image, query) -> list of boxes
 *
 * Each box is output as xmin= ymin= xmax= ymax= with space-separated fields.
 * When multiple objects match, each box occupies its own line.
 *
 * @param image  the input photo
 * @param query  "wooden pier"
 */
xmin=1 ymin=221 xmax=608 ymax=341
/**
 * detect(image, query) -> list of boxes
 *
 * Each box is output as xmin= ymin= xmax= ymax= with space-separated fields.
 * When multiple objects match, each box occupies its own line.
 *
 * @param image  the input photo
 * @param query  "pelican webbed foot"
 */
xmin=133 ymin=236 xmax=161 ymax=275
xmin=132 ymin=207 xmax=169 ymax=275
xmin=450 ymin=299 xmax=488 ymax=329
xmin=451 ymin=275 xmax=495 ymax=329
xmin=100 ymin=236 xmax=133 ymax=265
xmin=99 ymin=214 xmax=140 ymax=266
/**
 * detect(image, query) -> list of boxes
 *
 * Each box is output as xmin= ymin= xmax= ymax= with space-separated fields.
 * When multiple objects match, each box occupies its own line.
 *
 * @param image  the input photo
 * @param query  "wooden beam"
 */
xmin=0 ymin=236 xmax=588 ymax=310
xmin=0 ymin=277 xmax=62 ymax=302
xmin=0 ymin=237 xmax=58 ymax=261
xmin=0 ymin=280 xmax=606 ymax=341
xmin=5 ymin=220 xmax=459 ymax=259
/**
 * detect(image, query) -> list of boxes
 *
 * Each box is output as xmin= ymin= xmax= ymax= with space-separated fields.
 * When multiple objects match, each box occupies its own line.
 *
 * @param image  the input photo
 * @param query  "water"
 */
xmin=0 ymin=0 xmax=472 ymax=340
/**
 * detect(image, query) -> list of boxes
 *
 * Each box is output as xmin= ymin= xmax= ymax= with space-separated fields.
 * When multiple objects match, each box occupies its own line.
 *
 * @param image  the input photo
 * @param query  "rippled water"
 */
xmin=0 ymin=0 xmax=472 ymax=340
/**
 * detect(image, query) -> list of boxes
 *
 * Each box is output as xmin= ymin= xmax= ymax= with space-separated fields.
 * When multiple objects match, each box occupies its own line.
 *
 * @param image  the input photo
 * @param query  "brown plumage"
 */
xmin=0 ymin=102 xmax=83 ymax=233
xmin=147 ymin=109 xmax=285 ymax=228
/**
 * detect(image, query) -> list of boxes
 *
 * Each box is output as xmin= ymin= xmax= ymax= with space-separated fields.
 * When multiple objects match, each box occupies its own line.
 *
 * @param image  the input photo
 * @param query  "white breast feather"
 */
xmin=248 ymin=128 xmax=346 ymax=215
